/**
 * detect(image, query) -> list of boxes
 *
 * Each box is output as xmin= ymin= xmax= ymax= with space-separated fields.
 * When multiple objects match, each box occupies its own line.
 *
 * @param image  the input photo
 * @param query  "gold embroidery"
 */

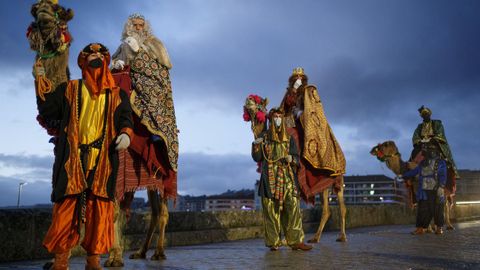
xmin=301 ymin=85 xmax=346 ymax=175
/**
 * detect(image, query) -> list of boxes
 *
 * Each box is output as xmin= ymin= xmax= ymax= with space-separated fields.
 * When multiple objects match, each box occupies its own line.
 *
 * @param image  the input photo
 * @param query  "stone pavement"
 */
xmin=2 ymin=220 xmax=480 ymax=270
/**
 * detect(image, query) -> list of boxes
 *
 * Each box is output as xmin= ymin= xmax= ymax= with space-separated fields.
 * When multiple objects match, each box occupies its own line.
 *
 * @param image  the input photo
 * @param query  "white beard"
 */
xmin=126 ymin=30 xmax=147 ymax=48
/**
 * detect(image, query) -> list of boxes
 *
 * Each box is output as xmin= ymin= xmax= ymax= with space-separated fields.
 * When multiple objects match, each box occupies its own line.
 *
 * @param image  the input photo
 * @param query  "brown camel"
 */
xmin=370 ymin=141 xmax=455 ymax=230
xmin=105 ymin=69 xmax=173 ymax=267
xmin=28 ymin=0 xmax=73 ymax=135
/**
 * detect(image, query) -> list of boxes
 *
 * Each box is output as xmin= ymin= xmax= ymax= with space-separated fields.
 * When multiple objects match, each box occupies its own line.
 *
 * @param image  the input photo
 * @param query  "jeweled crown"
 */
xmin=292 ymin=67 xmax=305 ymax=76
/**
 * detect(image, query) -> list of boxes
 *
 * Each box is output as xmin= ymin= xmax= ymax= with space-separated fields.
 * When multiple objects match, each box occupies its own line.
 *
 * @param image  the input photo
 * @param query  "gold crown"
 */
xmin=41 ymin=0 xmax=59 ymax=4
xmin=292 ymin=67 xmax=305 ymax=76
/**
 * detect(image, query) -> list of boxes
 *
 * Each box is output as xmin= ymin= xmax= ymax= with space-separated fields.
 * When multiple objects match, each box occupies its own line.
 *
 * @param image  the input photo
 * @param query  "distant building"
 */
xmin=313 ymin=174 xmax=405 ymax=205
xmin=177 ymin=195 xmax=207 ymax=212
xmin=342 ymin=174 xmax=403 ymax=205
xmin=456 ymin=170 xmax=480 ymax=201
xmin=205 ymin=189 xmax=255 ymax=211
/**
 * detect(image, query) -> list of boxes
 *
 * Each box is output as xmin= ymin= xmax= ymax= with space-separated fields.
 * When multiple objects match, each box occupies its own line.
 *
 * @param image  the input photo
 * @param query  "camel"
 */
xmin=105 ymin=69 xmax=172 ymax=267
xmin=370 ymin=141 xmax=455 ymax=230
xmin=28 ymin=0 xmax=73 ymax=135
xmin=243 ymin=94 xmax=347 ymax=244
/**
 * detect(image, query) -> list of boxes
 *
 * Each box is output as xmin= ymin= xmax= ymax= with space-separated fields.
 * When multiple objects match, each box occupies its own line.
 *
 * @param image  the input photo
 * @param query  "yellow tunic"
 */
xmin=78 ymin=84 xmax=106 ymax=171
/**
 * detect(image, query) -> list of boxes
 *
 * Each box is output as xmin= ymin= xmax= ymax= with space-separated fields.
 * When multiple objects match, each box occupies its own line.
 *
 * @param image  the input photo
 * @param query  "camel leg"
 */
xmin=336 ymin=178 xmax=347 ymax=242
xmin=151 ymin=198 xmax=169 ymax=260
xmin=308 ymin=189 xmax=331 ymax=243
xmin=130 ymin=190 xmax=160 ymax=259
xmin=445 ymin=196 xmax=454 ymax=230
xmin=105 ymin=201 xmax=125 ymax=267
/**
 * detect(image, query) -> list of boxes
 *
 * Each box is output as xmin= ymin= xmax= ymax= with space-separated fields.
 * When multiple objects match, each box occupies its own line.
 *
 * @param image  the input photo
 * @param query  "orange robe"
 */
xmin=37 ymin=80 xmax=133 ymax=254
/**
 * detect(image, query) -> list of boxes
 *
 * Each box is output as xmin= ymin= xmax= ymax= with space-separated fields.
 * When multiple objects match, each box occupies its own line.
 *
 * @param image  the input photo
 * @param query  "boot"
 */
xmin=269 ymin=246 xmax=279 ymax=251
xmin=51 ymin=251 xmax=70 ymax=270
xmin=85 ymin=254 xmax=102 ymax=270
xmin=411 ymin=227 xmax=425 ymax=235
xmin=291 ymin=242 xmax=313 ymax=251
xmin=435 ymin=227 xmax=444 ymax=235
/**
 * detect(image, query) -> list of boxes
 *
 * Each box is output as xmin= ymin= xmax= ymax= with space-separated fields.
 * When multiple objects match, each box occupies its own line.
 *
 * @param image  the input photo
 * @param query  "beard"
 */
xmin=127 ymin=29 xmax=147 ymax=47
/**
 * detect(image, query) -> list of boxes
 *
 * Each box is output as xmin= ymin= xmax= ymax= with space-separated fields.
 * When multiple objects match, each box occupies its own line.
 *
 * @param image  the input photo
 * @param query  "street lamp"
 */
xmin=17 ymin=182 xmax=27 ymax=208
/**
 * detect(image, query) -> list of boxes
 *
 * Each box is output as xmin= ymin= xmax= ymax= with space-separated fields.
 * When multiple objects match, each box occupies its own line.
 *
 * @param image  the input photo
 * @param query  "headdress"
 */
xmin=77 ymin=43 xmax=117 ymax=96
xmin=77 ymin=43 xmax=111 ymax=67
xmin=288 ymin=67 xmax=308 ymax=86
xmin=292 ymin=67 xmax=305 ymax=77
xmin=267 ymin=108 xmax=288 ymax=142
xmin=128 ymin=13 xmax=145 ymax=20
xmin=418 ymin=105 xmax=432 ymax=116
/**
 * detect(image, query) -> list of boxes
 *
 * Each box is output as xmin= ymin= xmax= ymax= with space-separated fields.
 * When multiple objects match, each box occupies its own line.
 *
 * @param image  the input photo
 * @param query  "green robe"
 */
xmin=251 ymin=133 xmax=304 ymax=247
xmin=252 ymin=136 xmax=300 ymax=200
xmin=412 ymin=119 xmax=458 ymax=178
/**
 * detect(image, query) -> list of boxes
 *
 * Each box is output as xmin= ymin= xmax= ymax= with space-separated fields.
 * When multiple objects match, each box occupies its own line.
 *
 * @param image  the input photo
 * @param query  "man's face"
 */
xmin=421 ymin=112 xmax=431 ymax=121
xmin=290 ymin=76 xmax=302 ymax=87
xmin=272 ymin=112 xmax=283 ymax=127
xmin=86 ymin=52 xmax=104 ymax=62
xmin=86 ymin=52 xmax=105 ymax=69
xmin=132 ymin=18 xmax=145 ymax=32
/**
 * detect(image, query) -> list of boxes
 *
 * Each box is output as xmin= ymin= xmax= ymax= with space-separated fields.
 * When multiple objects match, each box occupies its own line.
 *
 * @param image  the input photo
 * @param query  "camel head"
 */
xmin=243 ymin=94 xmax=268 ymax=138
xmin=31 ymin=0 xmax=74 ymax=25
xmin=28 ymin=0 xmax=74 ymax=55
xmin=370 ymin=141 xmax=399 ymax=162
xmin=370 ymin=141 xmax=404 ymax=175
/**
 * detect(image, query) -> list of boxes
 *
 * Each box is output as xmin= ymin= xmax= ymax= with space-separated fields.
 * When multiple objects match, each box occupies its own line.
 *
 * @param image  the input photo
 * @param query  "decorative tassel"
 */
xmin=34 ymin=60 xmax=53 ymax=101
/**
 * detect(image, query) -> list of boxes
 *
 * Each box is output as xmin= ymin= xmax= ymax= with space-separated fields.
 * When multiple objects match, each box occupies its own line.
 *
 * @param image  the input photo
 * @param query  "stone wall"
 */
xmin=1 ymin=203 xmax=480 ymax=262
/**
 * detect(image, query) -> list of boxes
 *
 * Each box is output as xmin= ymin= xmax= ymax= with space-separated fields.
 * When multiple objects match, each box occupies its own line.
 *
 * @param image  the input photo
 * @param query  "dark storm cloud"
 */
xmin=0 ymin=176 xmax=51 ymax=207
xmin=177 ymin=152 xmax=258 ymax=196
xmin=0 ymin=0 xmax=133 ymax=70
xmin=0 ymin=1 xmax=34 ymax=67
xmin=0 ymin=152 xmax=259 ymax=206
xmin=0 ymin=153 xmax=52 ymax=184
xmin=0 ymin=153 xmax=53 ymax=169
xmin=1 ymin=0 xmax=479 ymax=205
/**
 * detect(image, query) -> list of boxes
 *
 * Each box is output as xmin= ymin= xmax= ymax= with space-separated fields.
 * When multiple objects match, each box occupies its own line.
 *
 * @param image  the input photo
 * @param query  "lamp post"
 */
xmin=17 ymin=182 xmax=27 ymax=208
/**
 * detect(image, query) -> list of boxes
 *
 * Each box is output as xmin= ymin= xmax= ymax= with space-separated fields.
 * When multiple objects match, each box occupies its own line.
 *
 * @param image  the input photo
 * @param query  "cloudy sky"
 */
xmin=0 ymin=0 xmax=479 ymax=207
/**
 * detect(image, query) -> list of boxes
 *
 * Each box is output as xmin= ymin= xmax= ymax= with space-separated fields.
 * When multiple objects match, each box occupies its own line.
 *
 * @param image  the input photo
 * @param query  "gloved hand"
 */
xmin=285 ymin=155 xmax=293 ymax=163
xmin=113 ymin=60 xmax=125 ymax=70
xmin=292 ymin=107 xmax=303 ymax=119
xmin=437 ymin=186 xmax=444 ymax=198
xmin=115 ymin=133 xmax=130 ymax=150
xmin=125 ymin=36 xmax=140 ymax=52
xmin=254 ymin=137 xmax=264 ymax=144
xmin=33 ymin=62 xmax=45 ymax=77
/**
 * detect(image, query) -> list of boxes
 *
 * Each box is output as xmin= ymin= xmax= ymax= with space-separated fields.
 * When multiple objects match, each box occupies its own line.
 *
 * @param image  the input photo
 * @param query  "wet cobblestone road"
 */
xmin=2 ymin=220 xmax=480 ymax=269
